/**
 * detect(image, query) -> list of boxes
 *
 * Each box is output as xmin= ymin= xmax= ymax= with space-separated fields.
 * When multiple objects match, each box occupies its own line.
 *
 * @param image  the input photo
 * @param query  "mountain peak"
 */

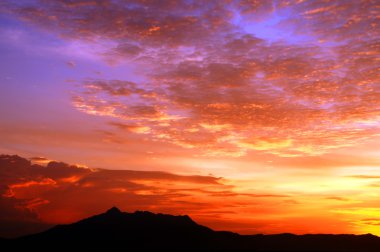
xmin=105 ymin=206 xmax=122 ymax=215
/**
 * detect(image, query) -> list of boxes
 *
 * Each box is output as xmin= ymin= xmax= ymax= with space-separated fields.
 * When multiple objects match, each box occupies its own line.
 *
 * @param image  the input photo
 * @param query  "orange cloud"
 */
xmin=3 ymin=178 xmax=56 ymax=198
xmin=3 ymin=0 xmax=379 ymax=157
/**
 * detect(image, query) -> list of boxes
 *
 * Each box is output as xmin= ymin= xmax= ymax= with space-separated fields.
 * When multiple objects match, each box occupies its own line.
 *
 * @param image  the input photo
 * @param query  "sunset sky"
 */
xmin=0 ymin=0 xmax=379 ymax=238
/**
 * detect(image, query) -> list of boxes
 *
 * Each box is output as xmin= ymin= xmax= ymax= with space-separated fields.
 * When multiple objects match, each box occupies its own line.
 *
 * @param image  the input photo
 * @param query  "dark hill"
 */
xmin=4 ymin=207 xmax=380 ymax=251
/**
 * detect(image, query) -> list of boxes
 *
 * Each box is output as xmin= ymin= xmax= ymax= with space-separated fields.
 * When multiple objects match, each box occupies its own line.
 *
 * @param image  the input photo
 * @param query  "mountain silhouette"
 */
xmin=2 ymin=207 xmax=380 ymax=251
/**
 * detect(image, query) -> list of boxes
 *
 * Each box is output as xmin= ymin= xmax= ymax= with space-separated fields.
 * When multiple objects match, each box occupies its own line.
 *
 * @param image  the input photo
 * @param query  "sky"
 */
xmin=0 ymin=0 xmax=379 ymax=238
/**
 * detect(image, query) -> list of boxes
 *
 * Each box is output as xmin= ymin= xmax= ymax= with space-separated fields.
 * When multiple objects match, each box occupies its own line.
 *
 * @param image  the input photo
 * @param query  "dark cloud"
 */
xmin=0 ymin=196 xmax=52 ymax=238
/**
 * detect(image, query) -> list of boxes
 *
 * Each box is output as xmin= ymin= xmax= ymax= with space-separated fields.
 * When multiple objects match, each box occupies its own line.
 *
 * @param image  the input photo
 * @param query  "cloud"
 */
xmin=3 ymin=0 xmax=379 ymax=157
xmin=66 ymin=61 xmax=75 ymax=67
xmin=287 ymin=0 xmax=378 ymax=41
xmin=29 ymin=156 xmax=49 ymax=161
xmin=325 ymin=196 xmax=349 ymax=201
xmin=360 ymin=218 xmax=380 ymax=226
xmin=368 ymin=182 xmax=380 ymax=188
xmin=3 ymin=0 xmax=233 ymax=47
xmin=347 ymin=175 xmax=380 ymax=179
xmin=0 ymin=196 xmax=52 ymax=238
xmin=1 ymin=154 xmax=265 ymax=237
xmin=29 ymin=156 xmax=53 ymax=165
xmin=269 ymin=153 xmax=380 ymax=169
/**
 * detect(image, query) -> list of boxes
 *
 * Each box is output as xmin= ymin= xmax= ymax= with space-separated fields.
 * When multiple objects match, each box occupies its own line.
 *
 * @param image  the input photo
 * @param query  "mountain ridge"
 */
xmin=2 ymin=207 xmax=380 ymax=251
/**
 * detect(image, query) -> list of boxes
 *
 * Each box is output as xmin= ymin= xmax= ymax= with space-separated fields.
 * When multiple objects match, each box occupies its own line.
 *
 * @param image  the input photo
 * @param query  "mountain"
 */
xmin=3 ymin=207 xmax=380 ymax=251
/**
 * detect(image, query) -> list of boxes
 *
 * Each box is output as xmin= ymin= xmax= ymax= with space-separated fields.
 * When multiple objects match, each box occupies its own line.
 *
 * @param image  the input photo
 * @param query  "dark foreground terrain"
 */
xmin=1 ymin=207 xmax=379 ymax=251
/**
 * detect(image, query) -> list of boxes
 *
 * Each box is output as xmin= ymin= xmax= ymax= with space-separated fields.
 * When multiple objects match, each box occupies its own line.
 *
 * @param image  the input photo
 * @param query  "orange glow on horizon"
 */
xmin=1 ymin=154 xmax=380 ymax=236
